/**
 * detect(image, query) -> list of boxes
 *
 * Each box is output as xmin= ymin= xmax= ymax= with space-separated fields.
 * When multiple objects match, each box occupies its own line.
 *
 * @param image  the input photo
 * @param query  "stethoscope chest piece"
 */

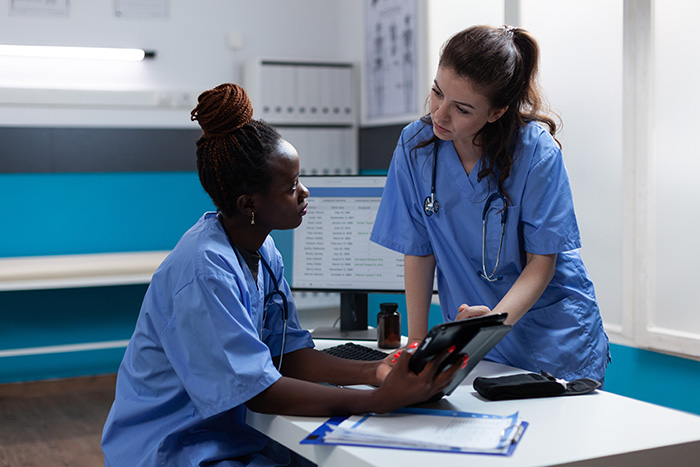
xmin=424 ymin=195 xmax=439 ymax=216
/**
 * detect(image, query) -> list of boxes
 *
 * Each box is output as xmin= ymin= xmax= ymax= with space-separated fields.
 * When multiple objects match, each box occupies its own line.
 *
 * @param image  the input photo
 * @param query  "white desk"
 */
xmin=246 ymin=339 xmax=700 ymax=467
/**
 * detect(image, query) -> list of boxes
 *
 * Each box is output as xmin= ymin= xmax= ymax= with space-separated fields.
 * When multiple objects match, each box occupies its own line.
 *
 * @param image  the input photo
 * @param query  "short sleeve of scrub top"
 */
xmin=371 ymin=122 xmax=435 ymax=257
xmin=157 ymin=236 xmax=312 ymax=420
xmin=515 ymin=129 xmax=582 ymax=255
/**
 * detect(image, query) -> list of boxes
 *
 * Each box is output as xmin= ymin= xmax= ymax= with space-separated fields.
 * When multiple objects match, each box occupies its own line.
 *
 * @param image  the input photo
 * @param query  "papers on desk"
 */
xmin=302 ymin=407 xmax=527 ymax=456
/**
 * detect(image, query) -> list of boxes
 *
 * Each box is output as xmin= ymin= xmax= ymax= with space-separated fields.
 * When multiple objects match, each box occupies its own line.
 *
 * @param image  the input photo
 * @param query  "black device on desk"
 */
xmin=409 ymin=313 xmax=512 ymax=400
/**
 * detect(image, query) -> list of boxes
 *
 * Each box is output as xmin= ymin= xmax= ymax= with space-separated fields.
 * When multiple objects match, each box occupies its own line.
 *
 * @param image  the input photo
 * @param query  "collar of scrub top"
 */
xmin=219 ymin=214 xmax=288 ymax=371
xmin=477 ymin=192 xmax=508 ymax=282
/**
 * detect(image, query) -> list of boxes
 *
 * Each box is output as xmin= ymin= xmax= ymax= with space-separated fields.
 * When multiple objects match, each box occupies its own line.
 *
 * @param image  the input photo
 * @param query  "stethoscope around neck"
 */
xmin=259 ymin=253 xmax=289 ymax=371
xmin=422 ymin=141 xmax=508 ymax=282
xmin=423 ymin=142 xmax=440 ymax=216
xmin=221 ymin=215 xmax=288 ymax=371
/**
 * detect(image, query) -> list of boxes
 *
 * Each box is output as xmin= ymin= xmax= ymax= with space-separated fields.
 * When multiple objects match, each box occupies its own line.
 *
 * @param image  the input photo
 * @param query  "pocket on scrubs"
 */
xmin=508 ymin=295 xmax=595 ymax=381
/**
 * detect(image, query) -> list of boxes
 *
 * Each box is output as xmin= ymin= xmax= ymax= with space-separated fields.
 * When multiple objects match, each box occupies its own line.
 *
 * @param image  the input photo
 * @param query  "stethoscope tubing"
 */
xmin=260 ymin=253 xmax=288 ymax=371
xmin=479 ymin=193 xmax=508 ymax=282
xmin=421 ymin=142 xmax=507 ymax=282
xmin=223 ymin=219 xmax=288 ymax=372
xmin=423 ymin=142 xmax=440 ymax=216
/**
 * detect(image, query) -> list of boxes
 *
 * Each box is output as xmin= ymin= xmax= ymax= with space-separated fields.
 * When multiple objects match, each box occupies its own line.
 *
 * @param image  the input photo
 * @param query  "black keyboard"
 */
xmin=321 ymin=342 xmax=390 ymax=361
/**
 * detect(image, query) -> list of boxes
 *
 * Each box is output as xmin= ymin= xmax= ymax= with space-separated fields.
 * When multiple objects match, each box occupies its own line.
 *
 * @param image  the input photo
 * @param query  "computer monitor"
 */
xmin=289 ymin=175 xmax=406 ymax=340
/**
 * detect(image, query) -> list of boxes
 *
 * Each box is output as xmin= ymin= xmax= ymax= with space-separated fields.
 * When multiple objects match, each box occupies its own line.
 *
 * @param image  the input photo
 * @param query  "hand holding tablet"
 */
xmin=408 ymin=313 xmax=512 ymax=401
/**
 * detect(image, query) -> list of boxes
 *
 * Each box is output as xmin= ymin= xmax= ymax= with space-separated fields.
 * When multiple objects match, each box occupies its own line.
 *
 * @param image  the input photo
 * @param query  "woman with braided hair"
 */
xmin=102 ymin=83 xmax=460 ymax=466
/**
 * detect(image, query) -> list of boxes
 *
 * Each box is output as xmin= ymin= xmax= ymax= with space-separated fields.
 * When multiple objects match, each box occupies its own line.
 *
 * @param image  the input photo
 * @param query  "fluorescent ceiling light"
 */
xmin=0 ymin=45 xmax=155 ymax=61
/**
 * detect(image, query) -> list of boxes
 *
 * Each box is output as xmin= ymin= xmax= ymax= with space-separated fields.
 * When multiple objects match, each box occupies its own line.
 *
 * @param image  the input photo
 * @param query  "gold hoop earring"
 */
xmin=250 ymin=212 xmax=255 ymax=225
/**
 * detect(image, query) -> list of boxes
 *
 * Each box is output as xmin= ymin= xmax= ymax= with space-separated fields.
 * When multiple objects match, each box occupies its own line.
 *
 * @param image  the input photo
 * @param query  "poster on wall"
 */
xmin=364 ymin=0 xmax=419 ymax=122
xmin=11 ymin=0 xmax=69 ymax=16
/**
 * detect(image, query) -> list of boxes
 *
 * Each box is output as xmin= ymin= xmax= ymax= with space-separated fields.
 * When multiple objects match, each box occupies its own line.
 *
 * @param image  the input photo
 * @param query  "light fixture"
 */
xmin=0 ymin=44 xmax=156 ymax=61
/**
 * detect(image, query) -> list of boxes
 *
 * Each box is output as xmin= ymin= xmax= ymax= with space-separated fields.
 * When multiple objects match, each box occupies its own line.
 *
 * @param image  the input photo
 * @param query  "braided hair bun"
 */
xmin=190 ymin=83 xmax=282 ymax=216
xmin=190 ymin=83 xmax=253 ymax=138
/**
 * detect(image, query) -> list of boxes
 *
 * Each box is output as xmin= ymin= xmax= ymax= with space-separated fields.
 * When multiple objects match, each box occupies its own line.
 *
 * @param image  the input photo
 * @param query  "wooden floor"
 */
xmin=0 ymin=374 xmax=116 ymax=467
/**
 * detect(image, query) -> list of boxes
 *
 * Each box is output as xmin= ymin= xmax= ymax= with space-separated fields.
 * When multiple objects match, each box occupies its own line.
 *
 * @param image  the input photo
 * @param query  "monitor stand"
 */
xmin=310 ymin=292 xmax=377 ymax=341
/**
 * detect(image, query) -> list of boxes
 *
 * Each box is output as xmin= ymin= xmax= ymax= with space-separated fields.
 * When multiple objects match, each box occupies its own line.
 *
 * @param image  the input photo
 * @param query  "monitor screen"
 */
xmin=290 ymin=175 xmax=405 ymax=340
xmin=291 ymin=175 xmax=404 ymax=293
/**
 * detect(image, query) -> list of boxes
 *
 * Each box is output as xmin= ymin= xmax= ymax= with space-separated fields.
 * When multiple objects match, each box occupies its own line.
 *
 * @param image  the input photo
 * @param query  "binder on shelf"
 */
xmin=244 ymin=58 xmax=358 ymax=175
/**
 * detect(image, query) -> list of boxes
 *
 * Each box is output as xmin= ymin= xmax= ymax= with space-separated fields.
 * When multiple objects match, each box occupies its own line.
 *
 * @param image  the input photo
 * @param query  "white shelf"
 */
xmin=0 ymin=251 xmax=169 ymax=291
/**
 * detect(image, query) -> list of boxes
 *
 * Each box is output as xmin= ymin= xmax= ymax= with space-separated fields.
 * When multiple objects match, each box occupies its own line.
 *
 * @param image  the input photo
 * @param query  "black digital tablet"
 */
xmin=408 ymin=313 xmax=512 ymax=400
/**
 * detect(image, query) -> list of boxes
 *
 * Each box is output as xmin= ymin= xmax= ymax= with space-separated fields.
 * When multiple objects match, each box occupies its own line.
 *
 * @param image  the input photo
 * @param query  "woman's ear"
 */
xmin=236 ymin=194 xmax=256 ymax=217
xmin=488 ymin=106 xmax=509 ymax=123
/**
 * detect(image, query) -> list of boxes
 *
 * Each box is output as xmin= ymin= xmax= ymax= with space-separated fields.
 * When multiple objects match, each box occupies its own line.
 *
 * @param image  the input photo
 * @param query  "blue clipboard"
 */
xmin=300 ymin=407 xmax=528 ymax=456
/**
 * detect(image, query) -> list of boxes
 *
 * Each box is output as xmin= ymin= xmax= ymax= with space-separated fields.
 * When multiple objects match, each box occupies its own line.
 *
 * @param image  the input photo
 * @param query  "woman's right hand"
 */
xmin=371 ymin=344 xmax=462 ymax=413
xmin=456 ymin=304 xmax=491 ymax=320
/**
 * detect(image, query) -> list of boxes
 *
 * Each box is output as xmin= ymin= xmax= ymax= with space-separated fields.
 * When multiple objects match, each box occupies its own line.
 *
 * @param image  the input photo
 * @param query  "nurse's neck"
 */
xmin=453 ymin=139 xmax=482 ymax=176
xmin=217 ymin=212 xmax=268 ymax=255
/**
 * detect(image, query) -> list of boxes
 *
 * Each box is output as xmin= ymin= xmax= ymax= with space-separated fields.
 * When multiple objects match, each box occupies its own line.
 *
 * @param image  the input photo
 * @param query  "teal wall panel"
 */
xmin=0 ymin=285 xmax=147 ymax=351
xmin=0 ymin=285 xmax=149 ymax=384
xmin=0 ymin=172 xmax=214 ymax=257
xmin=605 ymin=344 xmax=700 ymax=416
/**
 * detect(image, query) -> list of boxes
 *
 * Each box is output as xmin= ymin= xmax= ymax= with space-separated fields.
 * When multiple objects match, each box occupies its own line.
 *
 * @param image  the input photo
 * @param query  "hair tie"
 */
xmin=502 ymin=25 xmax=515 ymax=38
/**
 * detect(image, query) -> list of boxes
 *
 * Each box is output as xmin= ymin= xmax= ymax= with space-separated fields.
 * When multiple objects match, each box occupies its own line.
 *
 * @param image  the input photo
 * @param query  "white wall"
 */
xmin=648 ymin=0 xmax=700 ymax=351
xmin=519 ymin=1 xmax=624 ymax=333
xmin=421 ymin=1 xmax=626 ymax=336
xmin=0 ymin=0 xmax=360 ymax=128
xmin=518 ymin=0 xmax=700 ymax=357
xmin=426 ymin=0 xmax=504 ymax=88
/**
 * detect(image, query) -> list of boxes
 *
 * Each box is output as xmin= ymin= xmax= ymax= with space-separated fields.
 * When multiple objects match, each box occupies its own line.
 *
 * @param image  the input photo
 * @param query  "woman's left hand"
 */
xmin=375 ymin=342 xmax=419 ymax=383
xmin=456 ymin=304 xmax=491 ymax=321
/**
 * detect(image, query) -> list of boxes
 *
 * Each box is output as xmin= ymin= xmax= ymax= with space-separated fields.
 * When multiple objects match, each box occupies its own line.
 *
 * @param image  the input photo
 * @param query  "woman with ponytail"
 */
xmin=102 ymin=84 xmax=460 ymax=466
xmin=371 ymin=25 xmax=610 ymax=383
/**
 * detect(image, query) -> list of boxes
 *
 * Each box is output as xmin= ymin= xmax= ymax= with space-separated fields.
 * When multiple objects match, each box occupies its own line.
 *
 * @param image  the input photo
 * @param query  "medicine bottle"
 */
xmin=377 ymin=302 xmax=401 ymax=349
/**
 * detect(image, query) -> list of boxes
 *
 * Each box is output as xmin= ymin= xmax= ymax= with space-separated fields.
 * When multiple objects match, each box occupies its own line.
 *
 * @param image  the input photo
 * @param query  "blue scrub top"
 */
xmin=371 ymin=120 xmax=609 ymax=382
xmin=101 ymin=212 xmax=314 ymax=466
